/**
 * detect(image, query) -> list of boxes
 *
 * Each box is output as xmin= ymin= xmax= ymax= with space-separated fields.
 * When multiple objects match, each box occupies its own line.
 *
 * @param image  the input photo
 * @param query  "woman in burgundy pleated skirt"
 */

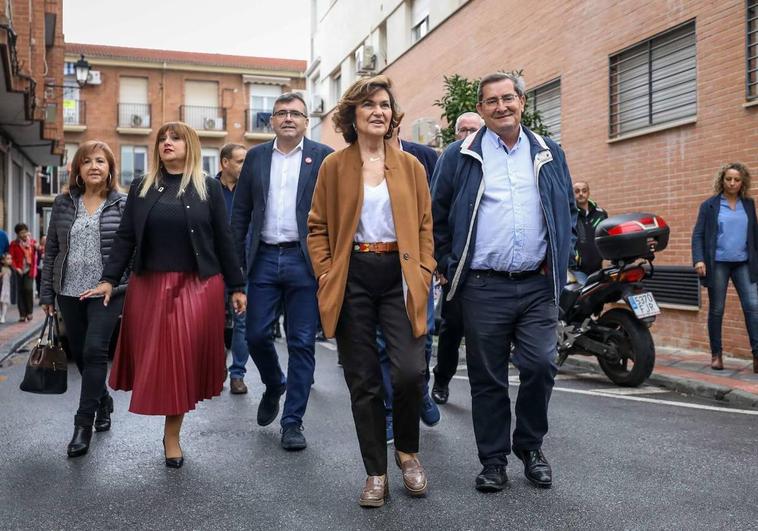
xmin=82 ymin=122 xmax=247 ymax=468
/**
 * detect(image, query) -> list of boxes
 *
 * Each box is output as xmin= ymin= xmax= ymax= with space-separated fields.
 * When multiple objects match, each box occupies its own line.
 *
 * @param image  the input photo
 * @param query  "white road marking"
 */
xmin=592 ymin=386 xmax=669 ymax=396
xmin=452 ymin=374 xmax=758 ymax=416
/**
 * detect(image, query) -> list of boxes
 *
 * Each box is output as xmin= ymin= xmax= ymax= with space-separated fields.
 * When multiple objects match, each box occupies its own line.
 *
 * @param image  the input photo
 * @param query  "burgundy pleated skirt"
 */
xmin=109 ymin=271 xmax=226 ymax=415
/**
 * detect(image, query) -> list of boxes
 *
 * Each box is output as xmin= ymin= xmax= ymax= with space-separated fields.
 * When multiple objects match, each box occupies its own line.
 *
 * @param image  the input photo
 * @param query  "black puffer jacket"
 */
xmin=40 ymin=188 xmax=129 ymax=305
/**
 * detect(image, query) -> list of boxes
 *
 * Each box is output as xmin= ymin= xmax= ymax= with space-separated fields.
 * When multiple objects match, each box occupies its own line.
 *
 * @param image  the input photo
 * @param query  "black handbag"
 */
xmin=19 ymin=314 xmax=68 ymax=394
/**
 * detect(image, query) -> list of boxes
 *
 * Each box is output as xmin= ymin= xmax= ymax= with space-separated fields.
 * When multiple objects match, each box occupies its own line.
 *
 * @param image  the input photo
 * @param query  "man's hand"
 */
xmin=694 ymin=262 xmax=706 ymax=277
xmin=79 ymin=282 xmax=113 ymax=306
xmin=232 ymin=292 xmax=247 ymax=314
xmin=435 ymin=271 xmax=448 ymax=285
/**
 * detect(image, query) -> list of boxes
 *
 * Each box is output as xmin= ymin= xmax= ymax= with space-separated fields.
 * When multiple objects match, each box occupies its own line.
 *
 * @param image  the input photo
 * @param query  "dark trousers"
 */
xmin=433 ymin=283 xmax=465 ymax=387
xmin=335 ymin=252 xmax=426 ymax=475
xmin=461 ymin=271 xmax=558 ymax=466
xmin=707 ymin=261 xmax=758 ymax=357
xmin=57 ymin=294 xmax=123 ymax=426
xmin=246 ymin=243 xmax=318 ymax=427
xmin=16 ymin=272 xmax=34 ymax=318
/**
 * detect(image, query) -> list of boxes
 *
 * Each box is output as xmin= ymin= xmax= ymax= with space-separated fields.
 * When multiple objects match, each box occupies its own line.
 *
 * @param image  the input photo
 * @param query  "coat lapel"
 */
xmin=296 ymin=138 xmax=315 ymax=207
xmin=342 ymin=143 xmax=364 ymax=240
xmin=260 ymin=141 xmax=274 ymax=208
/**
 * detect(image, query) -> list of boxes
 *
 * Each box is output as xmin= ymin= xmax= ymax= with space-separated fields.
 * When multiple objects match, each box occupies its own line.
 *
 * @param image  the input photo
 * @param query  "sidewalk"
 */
xmin=565 ymin=346 xmax=758 ymax=409
xmin=0 ymin=304 xmax=46 ymax=364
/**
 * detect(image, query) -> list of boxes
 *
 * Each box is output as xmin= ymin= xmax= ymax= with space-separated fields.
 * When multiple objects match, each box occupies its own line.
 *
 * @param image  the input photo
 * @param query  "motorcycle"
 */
xmin=557 ymin=213 xmax=670 ymax=387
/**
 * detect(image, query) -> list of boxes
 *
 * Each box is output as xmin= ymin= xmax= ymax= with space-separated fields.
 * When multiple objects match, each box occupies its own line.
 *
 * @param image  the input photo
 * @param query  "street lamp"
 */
xmin=74 ymin=55 xmax=91 ymax=88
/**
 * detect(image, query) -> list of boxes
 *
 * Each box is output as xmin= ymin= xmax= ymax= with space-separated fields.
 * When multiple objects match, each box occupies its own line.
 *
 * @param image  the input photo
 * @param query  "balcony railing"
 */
xmin=63 ymin=99 xmax=85 ymax=126
xmin=245 ymin=108 xmax=274 ymax=134
xmin=118 ymin=103 xmax=151 ymax=129
xmin=180 ymin=105 xmax=226 ymax=131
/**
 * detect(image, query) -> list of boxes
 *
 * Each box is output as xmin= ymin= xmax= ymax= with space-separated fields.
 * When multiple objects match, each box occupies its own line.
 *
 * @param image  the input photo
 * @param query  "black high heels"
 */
xmin=162 ymin=438 xmax=184 ymax=468
xmin=67 ymin=425 xmax=93 ymax=458
xmin=94 ymin=395 xmax=114 ymax=432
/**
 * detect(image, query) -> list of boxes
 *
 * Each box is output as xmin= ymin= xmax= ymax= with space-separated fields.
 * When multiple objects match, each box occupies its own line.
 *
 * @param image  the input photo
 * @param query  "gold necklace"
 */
xmin=368 ymin=155 xmax=383 ymax=163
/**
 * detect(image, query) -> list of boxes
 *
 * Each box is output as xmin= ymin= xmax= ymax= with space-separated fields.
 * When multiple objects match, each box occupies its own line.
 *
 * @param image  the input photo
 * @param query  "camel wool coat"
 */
xmin=307 ymin=141 xmax=436 ymax=339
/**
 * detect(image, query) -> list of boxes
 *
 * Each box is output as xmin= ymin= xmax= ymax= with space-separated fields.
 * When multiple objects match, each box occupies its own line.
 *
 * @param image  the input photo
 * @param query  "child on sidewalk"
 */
xmin=0 ymin=253 xmax=12 ymax=323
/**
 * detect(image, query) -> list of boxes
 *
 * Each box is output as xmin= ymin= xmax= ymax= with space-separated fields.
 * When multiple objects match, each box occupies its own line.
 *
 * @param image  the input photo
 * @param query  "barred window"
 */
xmin=527 ymin=79 xmax=561 ymax=143
xmin=748 ymin=0 xmax=758 ymax=100
xmin=609 ymin=21 xmax=696 ymax=138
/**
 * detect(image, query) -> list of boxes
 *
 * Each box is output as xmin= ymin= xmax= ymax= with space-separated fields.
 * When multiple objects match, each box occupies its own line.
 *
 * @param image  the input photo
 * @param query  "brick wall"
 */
xmin=319 ymin=0 xmax=756 ymax=358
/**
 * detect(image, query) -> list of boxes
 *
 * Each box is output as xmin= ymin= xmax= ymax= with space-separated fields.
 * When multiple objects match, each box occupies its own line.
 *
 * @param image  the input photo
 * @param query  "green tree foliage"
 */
xmin=434 ymin=71 xmax=550 ymax=146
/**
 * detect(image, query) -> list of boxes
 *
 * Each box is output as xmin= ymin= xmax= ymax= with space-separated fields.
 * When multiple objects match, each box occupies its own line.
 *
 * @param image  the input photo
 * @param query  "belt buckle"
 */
xmin=353 ymin=243 xmax=370 ymax=253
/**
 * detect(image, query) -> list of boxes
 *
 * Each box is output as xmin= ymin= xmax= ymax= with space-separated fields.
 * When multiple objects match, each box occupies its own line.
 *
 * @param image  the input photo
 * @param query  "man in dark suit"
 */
xmin=231 ymin=92 xmax=333 ymax=451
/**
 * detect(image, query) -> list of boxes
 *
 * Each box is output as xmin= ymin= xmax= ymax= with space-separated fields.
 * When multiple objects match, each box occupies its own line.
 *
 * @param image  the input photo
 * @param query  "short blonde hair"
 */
xmin=140 ymin=122 xmax=207 ymax=200
xmin=713 ymin=162 xmax=751 ymax=198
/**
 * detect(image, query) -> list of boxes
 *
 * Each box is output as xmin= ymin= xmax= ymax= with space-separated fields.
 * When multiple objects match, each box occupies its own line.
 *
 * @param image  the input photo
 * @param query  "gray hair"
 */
xmin=477 ymin=72 xmax=526 ymax=102
xmin=455 ymin=112 xmax=484 ymax=131
xmin=274 ymin=91 xmax=308 ymax=115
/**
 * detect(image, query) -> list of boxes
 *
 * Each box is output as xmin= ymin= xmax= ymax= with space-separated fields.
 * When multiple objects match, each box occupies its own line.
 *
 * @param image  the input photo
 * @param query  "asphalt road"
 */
xmin=0 ymin=338 xmax=756 ymax=531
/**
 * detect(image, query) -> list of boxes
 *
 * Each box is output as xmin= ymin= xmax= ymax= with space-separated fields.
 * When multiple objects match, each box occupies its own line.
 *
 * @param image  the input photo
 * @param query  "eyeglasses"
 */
xmin=273 ymin=110 xmax=307 ymax=119
xmin=456 ymin=127 xmax=479 ymax=135
xmin=480 ymin=93 xmax=520 ymax=107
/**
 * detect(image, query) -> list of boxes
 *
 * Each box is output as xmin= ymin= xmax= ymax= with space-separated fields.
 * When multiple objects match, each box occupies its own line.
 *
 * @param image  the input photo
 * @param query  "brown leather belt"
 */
xmin=352 ymin=242 xmax=399 ymax=253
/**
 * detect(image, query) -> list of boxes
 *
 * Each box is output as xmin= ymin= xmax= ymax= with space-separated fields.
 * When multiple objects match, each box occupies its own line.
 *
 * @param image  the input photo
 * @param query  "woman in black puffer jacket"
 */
xmin=40 ymin=140 xmax=129 ymax=458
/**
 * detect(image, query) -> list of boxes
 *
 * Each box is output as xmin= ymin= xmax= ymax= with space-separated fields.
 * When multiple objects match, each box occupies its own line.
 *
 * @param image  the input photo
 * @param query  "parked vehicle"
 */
xmin=557 ymin=213 xmax=670 ymax=387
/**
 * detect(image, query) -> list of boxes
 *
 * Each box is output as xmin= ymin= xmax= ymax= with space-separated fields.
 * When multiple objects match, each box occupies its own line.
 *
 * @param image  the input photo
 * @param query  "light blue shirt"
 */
xmin=715 ymin=195 xmax=748 ymax=262
xmin=470 ymin=127 xmax=547 ymax=271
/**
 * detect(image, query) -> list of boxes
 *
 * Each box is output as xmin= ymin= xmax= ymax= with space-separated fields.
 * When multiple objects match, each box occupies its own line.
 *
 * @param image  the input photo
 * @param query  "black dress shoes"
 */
xmin=94 ymin=394 xmax=114 ymax=432
xmin=513 ymin=448 xmax=552 ymax=488
xmin=67 ymin=425 xmax=93 ymax=458
xmin=163 ymin=439 xmax=184 ymax=469
xmin=257 ymin=386 xmax=285 ymax=426
xmin=475 ymin=464 xmax=508 ymax=492
xmin=431 ymin=382 xmax=449 ymax=405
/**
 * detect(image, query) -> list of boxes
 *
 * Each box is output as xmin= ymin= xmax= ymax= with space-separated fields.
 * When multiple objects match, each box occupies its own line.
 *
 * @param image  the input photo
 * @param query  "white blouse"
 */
xmin=354 ymin=179 xmax=397 ymax=243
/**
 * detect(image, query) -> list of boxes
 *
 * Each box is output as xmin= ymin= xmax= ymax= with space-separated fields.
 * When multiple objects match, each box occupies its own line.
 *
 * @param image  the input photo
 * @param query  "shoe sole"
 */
xmin=67 ymin=448 xmax=89 ymax=458
xmin=420 ymin=418 xmax=440 ymax=427
xmin=93 ymin=424 xmax=111 ymax=433
xmin=230 ymin=389 xmax=248 ymax=394
xmin=281 ymin=443 xmax=307 ymax=451
xmin=257 ymin=404 xmax=280 ymax=427
xmin=475 ymin=482 xmax=505 ymax=493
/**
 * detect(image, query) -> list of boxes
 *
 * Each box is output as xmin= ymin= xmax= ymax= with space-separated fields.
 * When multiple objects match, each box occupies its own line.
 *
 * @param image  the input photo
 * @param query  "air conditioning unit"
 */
xmin=86 ymin=71 xmax=102 ymax=85
xmin=130 ymin=114 xmax=143 ymax=127
xmin=204 ymin=117 xmax=224 ymax=130
xmin=412 ymin=118 xmax=441 ymax=147
xmin=311 ymin=94 xmax=325 ymax=115
xmin=355 ymin=45 xmax=377 ymax=74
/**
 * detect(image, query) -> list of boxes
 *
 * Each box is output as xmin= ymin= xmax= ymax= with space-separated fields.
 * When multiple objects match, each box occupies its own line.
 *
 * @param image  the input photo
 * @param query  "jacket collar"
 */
xmin=460 ymin=124 xmax=550 ymax=164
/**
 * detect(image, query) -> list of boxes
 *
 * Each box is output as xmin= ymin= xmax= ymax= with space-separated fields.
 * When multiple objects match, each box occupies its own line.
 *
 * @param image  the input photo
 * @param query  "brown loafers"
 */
xmin=711 ymin=355 xmax=724 ymax=370
xmin=394 ymin=452 xmax=428 ymax=496
xmin=230 ymin=378 xmax=248 ymax=394
xmin=359 ymin=475 xmax=388 ymax=508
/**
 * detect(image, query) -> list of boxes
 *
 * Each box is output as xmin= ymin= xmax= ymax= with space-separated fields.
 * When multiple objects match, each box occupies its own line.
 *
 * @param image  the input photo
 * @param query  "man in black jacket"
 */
xmin=230 ymin=93 xmax=333 ymax=451
xmin=573 ymin=181 xmax=608 ymax=278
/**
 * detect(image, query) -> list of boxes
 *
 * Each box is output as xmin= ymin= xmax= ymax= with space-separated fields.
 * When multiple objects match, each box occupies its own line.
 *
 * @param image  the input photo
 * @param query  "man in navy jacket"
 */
xmin=432 ymin=72 xmax=576 ymax=492
xmin=231 ymin=93 xmax=333 ymax=451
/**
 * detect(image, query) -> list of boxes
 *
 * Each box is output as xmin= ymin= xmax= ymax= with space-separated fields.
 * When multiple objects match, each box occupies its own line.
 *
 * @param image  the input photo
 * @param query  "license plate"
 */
xmin=627 ymin=292 xmax=660 ymax=318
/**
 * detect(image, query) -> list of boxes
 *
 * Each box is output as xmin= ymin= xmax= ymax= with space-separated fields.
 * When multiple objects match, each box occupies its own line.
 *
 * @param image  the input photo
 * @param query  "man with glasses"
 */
xmin=231 ymin=92 xmax=333 ymax=451
xmin=431 ymin=72 xmax=576 ymax=492
xmin=454 ymin=112 xmax=484 ymax=140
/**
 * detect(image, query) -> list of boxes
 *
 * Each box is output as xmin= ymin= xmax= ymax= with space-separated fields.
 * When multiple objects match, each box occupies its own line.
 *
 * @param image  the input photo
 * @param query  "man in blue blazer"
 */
xmin=231 ymin=92 xmax=333 ymax=451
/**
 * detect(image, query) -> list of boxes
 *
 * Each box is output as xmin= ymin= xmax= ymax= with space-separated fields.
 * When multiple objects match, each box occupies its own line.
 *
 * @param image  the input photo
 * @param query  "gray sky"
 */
xmin=63 ymin=0 xmax=310 ymax=60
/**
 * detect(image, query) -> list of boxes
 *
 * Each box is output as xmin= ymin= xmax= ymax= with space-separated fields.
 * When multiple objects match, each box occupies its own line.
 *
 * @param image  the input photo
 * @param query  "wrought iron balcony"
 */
xmin=180 ymin=105 xmax=227 ymax=131
xmin=118 ymin=103 xmax=151 ymax=129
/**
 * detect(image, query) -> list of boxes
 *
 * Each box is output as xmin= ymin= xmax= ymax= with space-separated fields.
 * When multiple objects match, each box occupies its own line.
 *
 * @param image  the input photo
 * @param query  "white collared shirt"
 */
xmin=261 ymin=138 xmax=303 ymax=244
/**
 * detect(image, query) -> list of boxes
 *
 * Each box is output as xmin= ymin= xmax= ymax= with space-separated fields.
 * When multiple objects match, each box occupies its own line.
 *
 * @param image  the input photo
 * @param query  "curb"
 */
xmin=562 ymin=356 xmax=758 ymax=410
xmin=0 ymin=322 xmax=45 ymax=366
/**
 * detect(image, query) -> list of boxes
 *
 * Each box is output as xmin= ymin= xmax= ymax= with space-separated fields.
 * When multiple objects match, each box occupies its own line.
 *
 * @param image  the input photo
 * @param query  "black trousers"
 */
xmin=461 ymin=271 xmax=558 ymax=466
xmin=335 ymin=252 xmax=426 ymax=475
xmin=16 ymin=272 xmax=34 ymax=318
xmin=432 ymin=282 xmax=464 ymax=387
xmin=57 ymin=294 xmax=123 ymax=426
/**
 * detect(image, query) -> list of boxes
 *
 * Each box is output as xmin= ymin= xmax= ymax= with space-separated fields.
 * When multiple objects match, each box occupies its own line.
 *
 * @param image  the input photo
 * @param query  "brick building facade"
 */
xmin=312 ymin=0 xmax=758 ymax=358
xmin=55 ymin=43 xmax=305 ymax=197
xmin=1 ymin=0 xmax=64 ymax=238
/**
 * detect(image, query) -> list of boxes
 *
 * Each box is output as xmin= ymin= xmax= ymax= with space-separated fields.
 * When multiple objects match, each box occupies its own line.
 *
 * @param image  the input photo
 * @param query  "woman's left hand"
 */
xmin=231 ymin=292 xmax=247 ymax=315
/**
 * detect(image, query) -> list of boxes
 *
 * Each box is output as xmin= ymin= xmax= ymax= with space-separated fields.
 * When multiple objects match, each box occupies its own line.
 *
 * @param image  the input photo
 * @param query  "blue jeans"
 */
xmin=246 ymin=244 xmax=319 ymax=427
xmin=227 ymin=290 xmax=249 ymax=379
xmin=707 ymin=261 xmax=758 ymax=357
xmin=378 ymin=284 xmax=435 ymax=413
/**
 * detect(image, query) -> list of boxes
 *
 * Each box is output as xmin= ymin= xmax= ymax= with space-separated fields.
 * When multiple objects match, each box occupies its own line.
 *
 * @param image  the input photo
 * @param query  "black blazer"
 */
xmin=102 ymin=176 xmax=245 ymax=290
xmin=692 ymin=195 xmax=758 ymax=288
xmin=230 ymin=137 xmax=333 ymax=276
xmin=401 ymin=140 xmax=439 ymax=185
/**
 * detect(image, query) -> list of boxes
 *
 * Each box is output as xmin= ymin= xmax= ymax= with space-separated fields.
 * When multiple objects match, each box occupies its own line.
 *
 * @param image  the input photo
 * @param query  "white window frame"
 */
xmin=201 ymin=148 xmax=219 ymax=177
xmin=120 ymin=145 xmax=148 ymax=187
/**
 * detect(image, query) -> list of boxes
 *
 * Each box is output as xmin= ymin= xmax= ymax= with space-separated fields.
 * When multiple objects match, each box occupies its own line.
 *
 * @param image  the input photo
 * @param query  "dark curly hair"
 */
xmin=331 ymin=75 xmax=404 ymax=144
